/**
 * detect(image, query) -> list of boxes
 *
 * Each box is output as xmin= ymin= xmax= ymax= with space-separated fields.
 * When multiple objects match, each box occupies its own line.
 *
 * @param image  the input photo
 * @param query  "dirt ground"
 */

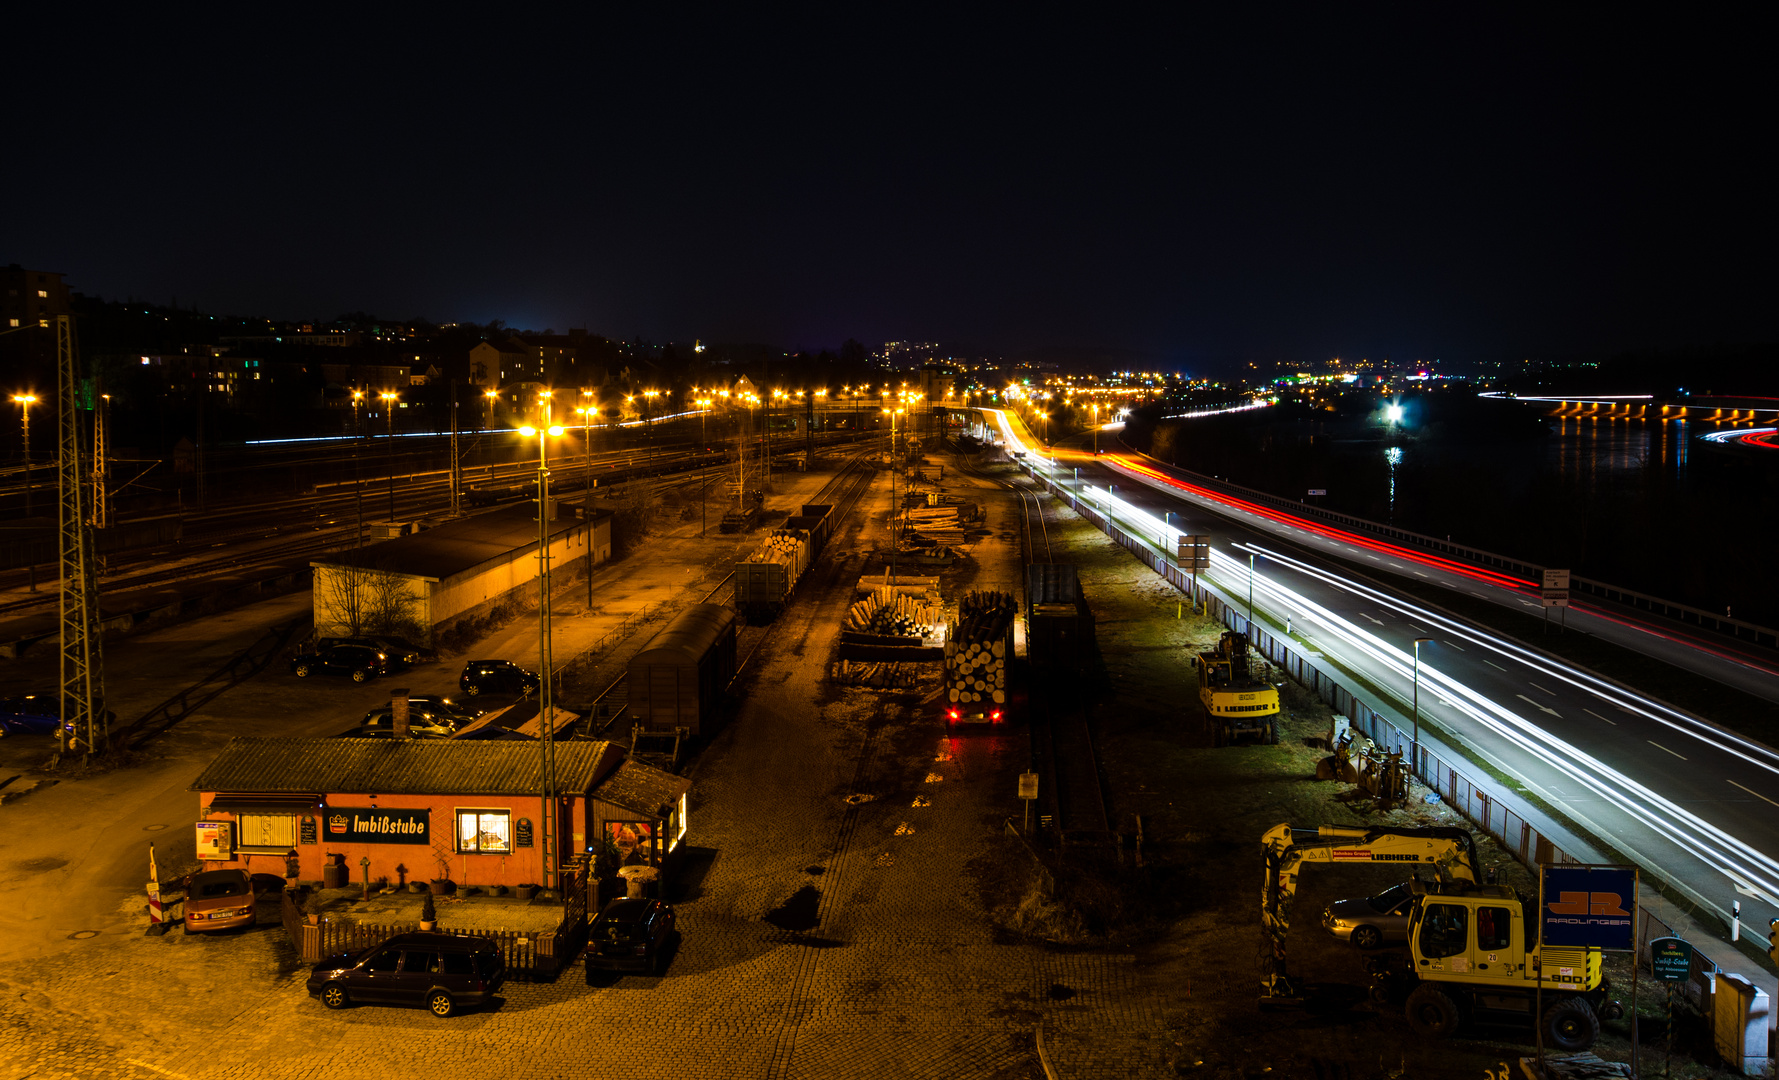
xmin=961 ymin=461 xmax=1753 ymax=1080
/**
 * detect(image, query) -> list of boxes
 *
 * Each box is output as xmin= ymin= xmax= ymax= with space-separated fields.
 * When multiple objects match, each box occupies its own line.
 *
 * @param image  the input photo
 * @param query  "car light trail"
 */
xmin=1199 ymin=545 xmax=1779 ymax=914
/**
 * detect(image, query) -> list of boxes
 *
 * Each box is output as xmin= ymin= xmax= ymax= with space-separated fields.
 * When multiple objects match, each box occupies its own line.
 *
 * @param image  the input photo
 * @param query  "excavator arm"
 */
xmin=1260 ymin=823 xmax=1480 ymax=1003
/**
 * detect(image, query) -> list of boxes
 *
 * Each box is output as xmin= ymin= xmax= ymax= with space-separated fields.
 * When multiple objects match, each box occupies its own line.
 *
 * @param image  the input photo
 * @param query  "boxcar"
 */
xmin=1026 ymin=563 xmax=1087 ymax=676
xmin=627 ymin=603 xmax=738 ymax=736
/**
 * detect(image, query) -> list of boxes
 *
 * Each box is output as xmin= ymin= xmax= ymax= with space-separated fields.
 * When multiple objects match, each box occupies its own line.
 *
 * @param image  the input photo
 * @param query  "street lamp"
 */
xmin=12 ymin=393 xmax=37 ymax=517
xmin=643 ymin=389 xmax=660 ymax=468
xmin=379 ymin=391 xmax=398 ymax=519
xmin=350 ymin=390 xmax=366 ymax=546
xmin=696 ymin=397 xmax=712 ymax=535
xmin=518 ymin=395 xmax=567 ymax=891
xmin=1411 ymin=637 xmax=1433 ymax=775
xmin=1091 ymin=402 xmax=1100 ymax=456
xmin=576 ymin=399 xmax=597 ymax=610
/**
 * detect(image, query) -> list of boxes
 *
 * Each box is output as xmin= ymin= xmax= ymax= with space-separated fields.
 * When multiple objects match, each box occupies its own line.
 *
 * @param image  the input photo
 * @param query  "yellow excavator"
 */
xmin=1197 ymin=631 xmax=1280 ymax=745
xmin=1261 ymin=823 xmax=1620 ymax=1051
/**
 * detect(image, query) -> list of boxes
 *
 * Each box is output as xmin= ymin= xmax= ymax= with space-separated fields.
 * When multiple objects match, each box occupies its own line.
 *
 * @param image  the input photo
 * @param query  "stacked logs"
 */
xmin=847 ymin=587 xmax=940 ymax=638
xmin=944 ymin=590 xmax=1016 ymax=705
xmin=905 ymin=505 xmax=965 ymax=546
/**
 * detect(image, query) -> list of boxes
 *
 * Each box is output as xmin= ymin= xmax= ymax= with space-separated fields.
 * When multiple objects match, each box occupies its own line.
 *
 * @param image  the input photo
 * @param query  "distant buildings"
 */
xmin=1 ymin=264 xmax=70 ymax=329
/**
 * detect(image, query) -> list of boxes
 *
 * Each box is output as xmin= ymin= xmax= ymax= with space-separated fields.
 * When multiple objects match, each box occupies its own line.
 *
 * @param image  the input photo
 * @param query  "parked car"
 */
xmin=317 ymin=636 xmax=435 ymax=666
xmin=458 ymin=659 xmax=540 ymax=697
xmin=585 ymin=897 xmax=677 ymax=979
xmin=1322 ymin=881 xmax=1416 ymax=949
xmin=355 ymin=702 xmax=475 ymax=738
xmin=182 ymin=868 xmax=261 ymax=935
xmin=308 ymin=931 xmax=505 ymax=1017
xmin=0 ymin=695 xmax=68 ymax=738
xmin=291 ymin=643 xmax=390 ymax=683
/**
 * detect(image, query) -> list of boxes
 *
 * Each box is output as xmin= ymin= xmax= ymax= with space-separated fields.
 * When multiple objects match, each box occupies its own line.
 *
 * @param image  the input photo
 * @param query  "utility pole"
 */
xmin=381 ymin=391 xmax=398 ymax=519
xmin=522 ymin=397 xmax=562 ymax=891
xmin=351 ymin=390 xmax=365 ymax=547
xmin=92 ymin=394 xmax=110 ymax=529
xmin=448 ymin=380 xmax=462 ymax=517
xmin=55 ymin=315 xmax=107 ymax=763
xmin=11 ymin=392 xmax=36 ymax=517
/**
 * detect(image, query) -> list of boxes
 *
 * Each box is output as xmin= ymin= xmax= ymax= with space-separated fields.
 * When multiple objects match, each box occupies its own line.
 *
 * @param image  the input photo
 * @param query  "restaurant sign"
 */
xmin=325 ymin=807 xmax=430 ymax=845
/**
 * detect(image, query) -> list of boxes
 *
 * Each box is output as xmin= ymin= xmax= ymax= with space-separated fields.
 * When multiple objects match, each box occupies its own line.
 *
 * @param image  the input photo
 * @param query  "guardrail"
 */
xmin=1118 ymin=448 xmax=1779 ymax=651
xmin=1017 ymin=460 xmax=1744 ymax=1008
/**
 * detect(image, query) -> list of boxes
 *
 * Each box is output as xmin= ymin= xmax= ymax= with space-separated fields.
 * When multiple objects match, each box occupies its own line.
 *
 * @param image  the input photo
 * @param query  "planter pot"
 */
xmin=513 ymin=884 xmax=539 ymax=901
xmin=407 ymin=881 xmax=425 ymax=894
xmin=428 ymin=880 xmax=455 ymax=896
xmin=487 ymin=885 xmax=508 ymax=897
xmin=305 ymin=914 xmax=319 ymax=925
xmin=418 ymin=919 xmax=436 ymax=932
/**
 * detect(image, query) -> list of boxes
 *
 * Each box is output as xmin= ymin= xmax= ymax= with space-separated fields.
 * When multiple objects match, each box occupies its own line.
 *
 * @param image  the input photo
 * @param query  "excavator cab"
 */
xmin=1197 ymin=631 xmax=1281 ymax=746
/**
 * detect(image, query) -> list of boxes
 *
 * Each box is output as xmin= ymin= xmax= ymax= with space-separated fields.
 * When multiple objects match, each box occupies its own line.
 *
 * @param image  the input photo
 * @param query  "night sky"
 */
xmin=10 ymin=10 xmax=1772 ymax=373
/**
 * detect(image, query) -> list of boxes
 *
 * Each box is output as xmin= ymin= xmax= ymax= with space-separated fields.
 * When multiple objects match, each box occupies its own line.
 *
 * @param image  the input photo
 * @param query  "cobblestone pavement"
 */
xmin=3 ymin=461 xmax=1139 ymax=1080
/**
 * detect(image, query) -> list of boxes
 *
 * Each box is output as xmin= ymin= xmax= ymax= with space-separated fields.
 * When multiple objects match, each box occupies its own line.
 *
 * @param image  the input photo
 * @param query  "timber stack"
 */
xmin=943 ymin=590 xmax=1016 ymax=708
xmin=847 ymin=587 xmax=941 ymax=638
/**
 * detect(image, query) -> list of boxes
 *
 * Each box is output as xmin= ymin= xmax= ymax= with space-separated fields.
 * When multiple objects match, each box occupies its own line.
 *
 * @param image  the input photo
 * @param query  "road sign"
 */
xmin=1307 ymin=489 xmax=1326 ymax=496
xmin=1018 ymin=772 xmax=1039 ymax=800
xmin=1541 ymin=865 xmax=1638 ymax=949
xmin=1178 ymin=536 xmax=1210 ymax=572
xmin=1649 ymin=937 xmax=1693 ymax=981
xmin=1542 ymin=567 xmax=1571 ymax=608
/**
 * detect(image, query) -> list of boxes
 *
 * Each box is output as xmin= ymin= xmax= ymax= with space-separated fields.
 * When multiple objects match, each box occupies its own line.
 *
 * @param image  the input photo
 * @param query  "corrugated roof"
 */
xmin=191 ymin=737 xmax=623 ymax=796
xmin=592 ymin=758 xmax=692 ymax=817
xmin=310 ymin=503 xmax=584 ymax=581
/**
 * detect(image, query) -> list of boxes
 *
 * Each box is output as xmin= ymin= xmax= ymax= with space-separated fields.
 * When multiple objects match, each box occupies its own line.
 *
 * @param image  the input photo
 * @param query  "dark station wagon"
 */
xmin=585 ymin=897 xmax=677 ymax=978
xmin=307 ymin=931 xmax=504 ymax=1017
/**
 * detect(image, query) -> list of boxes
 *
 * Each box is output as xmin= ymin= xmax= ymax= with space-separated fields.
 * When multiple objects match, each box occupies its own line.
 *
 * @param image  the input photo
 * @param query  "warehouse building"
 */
xmin=310 ymin=501 xmax=612 ymax=645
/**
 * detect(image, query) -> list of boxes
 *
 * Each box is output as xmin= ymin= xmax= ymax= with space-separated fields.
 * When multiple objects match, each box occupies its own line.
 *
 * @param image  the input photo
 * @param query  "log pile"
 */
xmin=904 ymin=505 xmax=965 ymax=546
xmin=847 ymin=586 xmax=941 ymax=637
xmin=829 ymin=660 xmax=922 ymax=689
xmin=756 ymin=530 xmax=805 ymax=558
xmin=944 ymin=590 xmax=1016 ymax=705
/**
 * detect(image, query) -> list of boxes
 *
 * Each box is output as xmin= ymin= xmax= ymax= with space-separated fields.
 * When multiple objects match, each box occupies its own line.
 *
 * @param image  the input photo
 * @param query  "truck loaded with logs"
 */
xmin=943 ymin=590 xmax=1016 ymax=726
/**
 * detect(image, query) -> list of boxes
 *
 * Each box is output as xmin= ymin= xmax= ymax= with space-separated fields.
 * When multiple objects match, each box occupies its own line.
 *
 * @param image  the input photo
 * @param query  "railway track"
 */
xmin=585 ymin=450 xmax=879 ymax=742
xmin=1004 ymin=448 xmax=1113 ymax=846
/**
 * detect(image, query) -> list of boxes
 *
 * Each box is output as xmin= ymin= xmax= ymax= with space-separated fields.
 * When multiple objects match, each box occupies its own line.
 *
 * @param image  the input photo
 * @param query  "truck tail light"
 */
xmin=991 ymin=710 xmax=1002 ymax=721
xmin=947 ymin=709 xmax=959 ymax=720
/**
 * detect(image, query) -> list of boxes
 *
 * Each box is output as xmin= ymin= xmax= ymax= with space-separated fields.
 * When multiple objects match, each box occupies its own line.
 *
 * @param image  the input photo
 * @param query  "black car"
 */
xmin=459 ymin=659 xmax=540 ymax=697
xmin=318 ymin=636 xmax=432 ymax=666
xmin=290 ymin=643 xmax=390 ymax=683
xmin=585 ymin=897 xmax=676 ymax=979
xmin=307 ymin=931 xmax=504 ymax=1017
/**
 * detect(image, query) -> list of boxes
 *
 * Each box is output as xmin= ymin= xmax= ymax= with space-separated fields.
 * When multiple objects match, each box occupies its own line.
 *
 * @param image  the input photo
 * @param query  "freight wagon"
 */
xmin=943 ymin=590 xmax=1016 ymax=726
xmin=627 ymin=603 xmax=738 ymax=737
xmin=784 ymin=503 xmax=834 ymax=553
xmin=732 ymin=529 xmax=812 ymax=620
xmin=1026 ymin=563 xmax=1088 ymax=677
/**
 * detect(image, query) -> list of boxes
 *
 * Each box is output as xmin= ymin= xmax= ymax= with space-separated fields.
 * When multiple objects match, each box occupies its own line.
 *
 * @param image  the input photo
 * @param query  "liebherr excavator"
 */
xmin=1261 ymin=823 xmax=1620 ymax=1052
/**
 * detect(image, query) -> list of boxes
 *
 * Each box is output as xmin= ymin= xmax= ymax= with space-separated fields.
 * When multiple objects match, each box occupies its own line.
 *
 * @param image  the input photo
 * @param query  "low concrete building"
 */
xmin=310 ymin=502 xmax=612 ymax=644
xmin=188 ymin=736 xmax=690 ymax=893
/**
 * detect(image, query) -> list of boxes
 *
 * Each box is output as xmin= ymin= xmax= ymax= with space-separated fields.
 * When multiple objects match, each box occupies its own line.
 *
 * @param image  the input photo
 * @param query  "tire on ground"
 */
xmin=1542 ymin=997 xmax=1599 ymax=1053
xmin=1404 ymin=984 xmax=1461 ymax=1039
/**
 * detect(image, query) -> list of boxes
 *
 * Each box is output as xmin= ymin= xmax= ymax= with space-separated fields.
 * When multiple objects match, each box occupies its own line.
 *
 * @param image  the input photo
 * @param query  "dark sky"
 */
xmin=10 ymin=10 xmax=1773 ymax=373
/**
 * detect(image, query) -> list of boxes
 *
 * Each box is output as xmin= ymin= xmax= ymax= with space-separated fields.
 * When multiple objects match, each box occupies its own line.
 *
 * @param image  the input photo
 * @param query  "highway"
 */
xmin=982 ymin=407 xmax=1779 ymax=954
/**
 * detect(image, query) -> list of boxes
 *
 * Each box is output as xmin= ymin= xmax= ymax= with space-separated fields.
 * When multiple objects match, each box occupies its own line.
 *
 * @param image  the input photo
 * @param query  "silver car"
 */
xmin=1322 ymin=881 xmax=1416 ymax=949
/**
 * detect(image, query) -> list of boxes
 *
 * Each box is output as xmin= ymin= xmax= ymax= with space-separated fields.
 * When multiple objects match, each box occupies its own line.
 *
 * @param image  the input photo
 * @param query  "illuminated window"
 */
xmin=36 ymin=290 xmax=47 ymax=298
xmin=456 ymin=809 xmax=512 ymax=853
xmin=237 ymin=813 xmax=299 ymax=850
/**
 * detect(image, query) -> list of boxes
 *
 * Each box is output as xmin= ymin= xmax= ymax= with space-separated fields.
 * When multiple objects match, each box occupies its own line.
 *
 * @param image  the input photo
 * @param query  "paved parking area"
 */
xmin=1 ymin=462 xmax=1140 ymax=1080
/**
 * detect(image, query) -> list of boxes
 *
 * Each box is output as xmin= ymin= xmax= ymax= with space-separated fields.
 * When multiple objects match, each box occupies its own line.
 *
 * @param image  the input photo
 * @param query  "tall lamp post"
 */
xmin=12 ymin=393 xmax=37 ymax=517
xmin=519 ymin=395 xmax=567 ymax=891
xmin=350 ymin=390 xmax=366 ymax=546
xmin=643 ymin=389 xmax=660 ymax=468
xmin=696 ymin=397 xmax=712 ymax=535
xmin=577 ymin=398 xmax=597 ymax=610
xmin=1091 ymin=402 xmax=1100 ymax=456
xmin=1411 ymin=637 xmax=1432 ymax=775
xmin=379 ymin=391 xmax=398 ymax=519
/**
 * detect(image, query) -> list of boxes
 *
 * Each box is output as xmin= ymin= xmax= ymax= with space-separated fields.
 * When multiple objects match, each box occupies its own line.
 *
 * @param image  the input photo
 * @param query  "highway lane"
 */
xmin=982 ymin=408 xmax=1779 ymax=945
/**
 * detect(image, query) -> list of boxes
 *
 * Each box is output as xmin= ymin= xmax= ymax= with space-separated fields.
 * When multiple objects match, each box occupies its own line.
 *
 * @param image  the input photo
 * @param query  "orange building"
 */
xmin=190 ymin=737 xmax=689 ymax=894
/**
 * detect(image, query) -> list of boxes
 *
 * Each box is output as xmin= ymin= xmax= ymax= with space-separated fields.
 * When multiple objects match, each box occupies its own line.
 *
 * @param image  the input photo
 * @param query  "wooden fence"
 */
xmin=280 ymin=860 xmax=592 ymax=982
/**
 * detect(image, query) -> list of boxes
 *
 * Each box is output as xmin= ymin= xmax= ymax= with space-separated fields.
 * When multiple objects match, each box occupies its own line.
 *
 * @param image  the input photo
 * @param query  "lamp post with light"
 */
xmin=519 ymin=395 xmax=567 ymax=891
xmin=350 ymin=390 xmax=366 ymax=546
xmin=12 ymin=392 xmax=37 ymax=517
xmin=379 ymin=391 xmax=398 ymax=519
xmin=1411 ymin=637 xmax=1432 ymax=776
xmin=697 ymin=397 xmax=712 ymax=535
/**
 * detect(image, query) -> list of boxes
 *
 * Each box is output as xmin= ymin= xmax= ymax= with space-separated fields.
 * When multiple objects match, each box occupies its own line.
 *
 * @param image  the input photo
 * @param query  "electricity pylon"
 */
xmin=56 ymin=315 xmax=107 ymax=762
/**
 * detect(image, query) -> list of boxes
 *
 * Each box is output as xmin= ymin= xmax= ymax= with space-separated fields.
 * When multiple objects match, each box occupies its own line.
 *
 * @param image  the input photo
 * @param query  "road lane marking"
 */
xmin=1516 ymin=694 xmax=1562 ymax=718
xmin=1471 ymin=591 xmax=1487 ymax=598
xmin=1648 ymin=741 xmax=1686 ymax=761
xmin=1727 ymin=779 xmax=1779 ymax=808
xmin=1414 ymin=571 xmax=1428 ymax=577
xmin=1361 ymin=614 xmax=1384 ymax=626
xmin=1446 ymin=642 xmax=1465 ymax=651
xmin=1530 ymin=682 xmax=1556 ymax=695
xmin=1583 ymin=709 xmax=1617 ymax=725
xmin=1484 ymin=659 xmax=1508 ymax=671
